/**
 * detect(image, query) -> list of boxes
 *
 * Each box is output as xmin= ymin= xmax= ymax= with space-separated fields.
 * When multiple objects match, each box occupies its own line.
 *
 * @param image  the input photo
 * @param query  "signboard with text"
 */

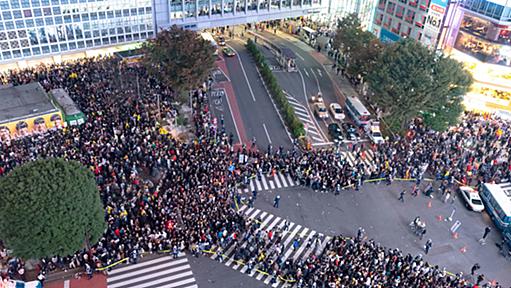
xmin=421 ymin=0 xmax=448 ymax=48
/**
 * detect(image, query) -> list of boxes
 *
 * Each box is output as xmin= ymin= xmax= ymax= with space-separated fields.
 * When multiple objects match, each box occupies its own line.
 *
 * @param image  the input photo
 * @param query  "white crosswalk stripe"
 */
xmin=107 ymin=255 xmax=197 ymax=288
xmin=237 ymin=172 xmax=298 ymax=194
xmin=210 ymin=207 xmax=332 ymax=287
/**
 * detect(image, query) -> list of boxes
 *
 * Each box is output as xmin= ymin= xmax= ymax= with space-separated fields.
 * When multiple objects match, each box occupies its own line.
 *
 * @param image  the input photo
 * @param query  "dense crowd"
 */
xmin=0 ymin=55 xmax=508 ymax=287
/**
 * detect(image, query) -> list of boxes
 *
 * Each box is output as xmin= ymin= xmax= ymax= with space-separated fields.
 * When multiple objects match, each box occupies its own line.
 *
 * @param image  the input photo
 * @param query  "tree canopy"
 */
xmin=366 ymin=39 xmax=472 ymax=132
xmin=0 ymin=158 xmax=105 ymax=259
xmin=142 ymin=25 xmax=216 ymax=94
xmin=333 ymin=14 xmax=383 ymax=81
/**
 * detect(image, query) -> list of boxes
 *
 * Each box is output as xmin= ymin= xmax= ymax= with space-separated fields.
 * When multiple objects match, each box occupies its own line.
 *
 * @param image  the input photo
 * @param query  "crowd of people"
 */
xmin=0 ymin=53 xmax=509 ymax=287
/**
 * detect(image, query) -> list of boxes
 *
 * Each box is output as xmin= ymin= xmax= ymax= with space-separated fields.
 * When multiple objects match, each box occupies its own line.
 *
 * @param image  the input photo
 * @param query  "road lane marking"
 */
xmin=304 ymin=69 xmax=309 ymax=77
xmin=227 ymin=44 xmax=256 ymax=102
xmin=317 ymin=68 xmax=322 ymax=77
xmin=295 ymin=52 xmax=305 ymax=61
xmin=262 ymin=123 xmax=272 ymax=144
xmin=298 ymin=69 xmax=328 ymax=142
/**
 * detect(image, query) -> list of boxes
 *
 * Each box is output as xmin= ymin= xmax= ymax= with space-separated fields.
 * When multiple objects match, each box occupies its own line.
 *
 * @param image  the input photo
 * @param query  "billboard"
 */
xmin=421 ymin=0 xmax=449 ymax=48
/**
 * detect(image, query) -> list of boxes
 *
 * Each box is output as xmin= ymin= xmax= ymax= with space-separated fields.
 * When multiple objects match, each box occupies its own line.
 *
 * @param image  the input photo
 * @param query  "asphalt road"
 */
xmin=249 ymin=182 xmax=511 ymax=285
xmin=223 ymin=40 xmax=293 ymax=151
xmin=250 ymin=31 xmax=351 ymax=146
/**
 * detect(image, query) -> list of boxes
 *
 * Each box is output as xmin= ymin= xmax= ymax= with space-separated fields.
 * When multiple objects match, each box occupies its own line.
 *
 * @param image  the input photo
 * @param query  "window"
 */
xmin=52 ymin=6 xmax=61 ymax=14
xmin=10 ymin=0 xmax=21 ymax=8
xmin=43 ymin=7 xmax=51 ymax=16
xmin=31 ymin=0 xmax=40 ymax=7
xmin=13 ymin=10 xmax=23 ymax=19
xmin=2 ymin=11 xmax=12 ymax=20
xmin=34 ymin=8 xmax=43 ymax=17
xmin=1 ymin=1 xmax=10 ymax=9
xmin=41 ymin=45 xmax=50 ymax=53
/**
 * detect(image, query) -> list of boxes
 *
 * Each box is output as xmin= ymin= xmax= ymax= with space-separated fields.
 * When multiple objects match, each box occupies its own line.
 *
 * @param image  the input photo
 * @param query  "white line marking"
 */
xmin=262 ymin=123 xmax=272 ymax=144
xmin=304 ymin=68 xmax=309 ymax=77
xmin=227 ymin=44 xmax=256 ymax=102
xmin=293 ymin=110 xmax=311 ymax=118
xmin=317 ymin=68 xmax=322 ymax=77
xmin=298 ymin=69 xmax=328 ymax=142
xmin=108 ymin=259 xmax=189 ymax=281
xmin=108 ymin=256 xmax=176 ymax=275
xmin=64 ymin=280 xmax=70 ymax=288
xmin=311 ymin=67 xmax=322 ymax=94
xmin=108 ymin=266 xmax=192 ymax=288
xmin=223 ymin=86 xmax=242 ymax=145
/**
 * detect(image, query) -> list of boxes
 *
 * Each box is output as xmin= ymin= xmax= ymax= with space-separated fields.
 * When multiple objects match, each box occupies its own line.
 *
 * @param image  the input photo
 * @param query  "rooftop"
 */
xmin=0 ymin=82 xmax=59 ymax=125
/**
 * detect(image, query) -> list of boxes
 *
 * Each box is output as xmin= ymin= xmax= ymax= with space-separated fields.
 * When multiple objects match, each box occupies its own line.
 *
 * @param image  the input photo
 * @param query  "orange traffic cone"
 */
xmin=436 ymin=215 xmax=444 ymax=221
xmin=460 ymin=246 xmax=467 ymax=253
xmin=452 ymin=232 xmax=459 ymax=239
xmin=427 ymin=201 xmax=432 ymax=208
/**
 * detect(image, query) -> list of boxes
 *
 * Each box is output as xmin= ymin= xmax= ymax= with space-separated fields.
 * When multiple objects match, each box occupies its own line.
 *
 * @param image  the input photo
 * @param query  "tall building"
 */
xmin=0 ymin=0 xmax=325 ymax=67
xmin=325 ymin=0 xmax=378 ymax=31
xmin=442 ymin=0 xmax=511 ymax=116
xmin=371 ymin=0 xmax=449 ymax=49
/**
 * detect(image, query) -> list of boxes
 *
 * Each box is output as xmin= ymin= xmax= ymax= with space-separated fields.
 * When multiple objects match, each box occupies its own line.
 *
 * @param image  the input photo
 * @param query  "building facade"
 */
xmin=442 ymin=0 xmax=511 ymax=116
xmin=371 ymin=0 xmax=449 ymax=49
xmin=325 ymin=0 xmax=378 ymax=31
xmin=0 ymin=0 xmax=325 ymax=66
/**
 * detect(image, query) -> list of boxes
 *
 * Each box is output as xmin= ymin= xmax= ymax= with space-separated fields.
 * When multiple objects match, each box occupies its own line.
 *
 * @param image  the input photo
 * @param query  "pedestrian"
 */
xmin=420 ymin=228 xmax=427 ymax=240
xmin=479 ymin=227 xmax=491 ymax=245
xmin=293 ymin=238 xmax=300 ymax=250
xmin=471 ymin=263 xmax=480 ymax=275
xmin=398 ymin=190 xmax=406 ymax=203
xmin=424 ymin=239 xmax=432 ymax=254
xmin=356 ymin=227 xmax=365 ymax=242
xmin=273 ymin=194 xmax=280 ymax=208
xmin=248 ymin=196 xmax=254 ymax=208
xmin=172 ymin=245 xmax=179 ymax=259
xmin=85 ymin=263 xmax=93 ymax=280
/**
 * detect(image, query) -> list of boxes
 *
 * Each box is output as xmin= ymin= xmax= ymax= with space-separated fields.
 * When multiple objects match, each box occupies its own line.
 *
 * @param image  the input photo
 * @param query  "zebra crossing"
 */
xmin=237 ymin=172 xmax=298 ymax=194
xmin=283 ymin=93 xmax=327 ymax=144
xmin=107 ymin=254 xmax=198 ymax=288
xmin=210 ymin=206 xmax=332 ymax=287
xmin=236 ymin=149 xmax=378 ymax=194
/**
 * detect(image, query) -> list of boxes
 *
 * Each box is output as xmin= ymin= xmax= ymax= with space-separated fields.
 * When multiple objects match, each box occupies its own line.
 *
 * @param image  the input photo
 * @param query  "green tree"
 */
xmin=333 ymin=15 xmax=382 ymax=79
xmin=142 ymin=25 xmax=215 ymax=95
xmin=0 ymin=158 xmax=105 ymax=259
xmin=367 ymin=39 xmax=472 ymax=132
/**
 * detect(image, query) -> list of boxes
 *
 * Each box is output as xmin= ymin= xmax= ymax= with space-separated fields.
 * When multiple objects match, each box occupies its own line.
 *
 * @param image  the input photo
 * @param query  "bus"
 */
xmin=200 ymin=32 xmax=218 ymax=56
xmin=480 ymin=182 xmax=511 ymax=247
xmin=345 ymin=96 xmax=371 ymax=126
xmin=300 ymin=26 xmax=317 ymax=43
xmin=50 ymin=89 xmax=86 ymax=126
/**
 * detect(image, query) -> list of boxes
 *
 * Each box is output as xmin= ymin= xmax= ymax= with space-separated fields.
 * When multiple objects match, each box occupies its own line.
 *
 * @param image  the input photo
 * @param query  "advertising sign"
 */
xmin=421 ymin=0 xmax=448 ymax=48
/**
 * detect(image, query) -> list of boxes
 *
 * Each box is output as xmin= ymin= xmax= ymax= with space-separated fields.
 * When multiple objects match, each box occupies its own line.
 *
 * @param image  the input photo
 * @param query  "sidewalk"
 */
xmin=44 ymin=274 xmax=107 ymax=288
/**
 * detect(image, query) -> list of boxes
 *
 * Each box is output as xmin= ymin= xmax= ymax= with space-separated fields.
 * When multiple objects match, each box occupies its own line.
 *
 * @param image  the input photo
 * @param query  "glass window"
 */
xmin=43 ymin=7 xmax=51 ymax=16
xmin=13 ymin=50 xmax=21 ymax=58
xmin=146 ymin=7 xmax=151 ymax=14
xmin=106 ymin=11 xmax=113 ymax=18
xmin=198 ymin=0 xmax=208 ymax=16
xmin=52 ymin=6 xmax=61 ymax=14
xmin=54 ymin=16 xmax=62 ymax=23
xmin=13 ymin=10 xmax=22 ymax=19
xmin=73 ymin=14 xmax=80 ymax=22
xmin=68 ymin=42 xmax=76 ymax=49
xmin=41 ymin=46 xmax=49 ymax=53
xmin=23 ymin=48 xmax=30 ymax=56
xmin=224 ymin=0 xmax=234 ymax=13
xmin=15 ymin=20 xmax=24 ymax=28
xmin=85 ymin=39 xmax=92 ymax=47
xmin=60 ymin=43 xmax=67 ymax=51
xmin=34 ymin=8 xmax=42 ymax=17
xmin=236 ymin=0 xmax=245 ymax=12
xmin=0 ymin=1 xmax=9 ymax=9
xmin=212 ymin=0 xmax=221 ymax=14
xmin=5 ymin=21 xmax=15 ymax=29
xmin=51 ymin=0 xmax=58 ymax=4
xmin=31 ymin=0 xmax=40 ymax=7
xmin=41 ymin=0 xmax=49 ymax=5
xmin=64 ymin=15 xmax=71 ymax=23
xmin=21 ymin=0 xmax=29 ymax=7
xmin=90 ymin=12 xmax=97 ymax=20
xmin=50 ymin=44 xmax=58 ymax=52
xmin=2 ymin=51 xmax=12 ymax=60
xmin=115 ymin=10 xmax=121 ymax=17
xmin=2 ymin=11 xmax=12 ymax=20
xmin=130 ymin=8 xmax=137 ymax=15
xmin=45 ymin=17 xmax=53 ymax=25
xmin=32 ymin=46 xmax=41 ymax=54
xmin=10 ymin=0 xmax=21 ymax=9
xmin=77 ymin=41 xmax=84 ymax=48
xmin=26 ymin=19 xmax=34 ymax=27
xmin=0 ymin=23 xmax=3 ymax=30
xmin=82 ymin=13 xmax=89 ymax=21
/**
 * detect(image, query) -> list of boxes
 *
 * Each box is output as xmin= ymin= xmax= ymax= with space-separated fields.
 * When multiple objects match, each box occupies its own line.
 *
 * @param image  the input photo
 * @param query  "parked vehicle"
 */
xmin=328 ymin=123 xmax=343 ymax=143
xmin=365 ymin=122 xmax=384 ymax=144
xmin=342 ymin=123 xmax=360 ymax=141
xmin=459 ymin=186 xmax=484 ymax=212
xmin=329 ymin=103 xmax=345 ymax=121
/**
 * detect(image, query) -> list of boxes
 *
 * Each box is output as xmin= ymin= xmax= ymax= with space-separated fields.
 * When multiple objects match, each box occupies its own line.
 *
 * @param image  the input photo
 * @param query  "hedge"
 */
xmin=246 ymin=39 xmax=305 ymax=138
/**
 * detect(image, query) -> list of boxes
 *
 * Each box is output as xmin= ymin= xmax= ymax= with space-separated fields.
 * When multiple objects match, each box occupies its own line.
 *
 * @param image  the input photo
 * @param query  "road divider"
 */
xmin=245 ymin=39 xmax=305 ymax=138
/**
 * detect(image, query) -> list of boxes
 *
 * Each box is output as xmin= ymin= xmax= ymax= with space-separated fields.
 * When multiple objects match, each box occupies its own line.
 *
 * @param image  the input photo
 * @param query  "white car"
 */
xmin=459 ymin=186 xmax=485 ymax=212
xmin=329 ymin=103 xmax=345 ymax=121
xmin=367 ymin=126 xmax=384 ymax=144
